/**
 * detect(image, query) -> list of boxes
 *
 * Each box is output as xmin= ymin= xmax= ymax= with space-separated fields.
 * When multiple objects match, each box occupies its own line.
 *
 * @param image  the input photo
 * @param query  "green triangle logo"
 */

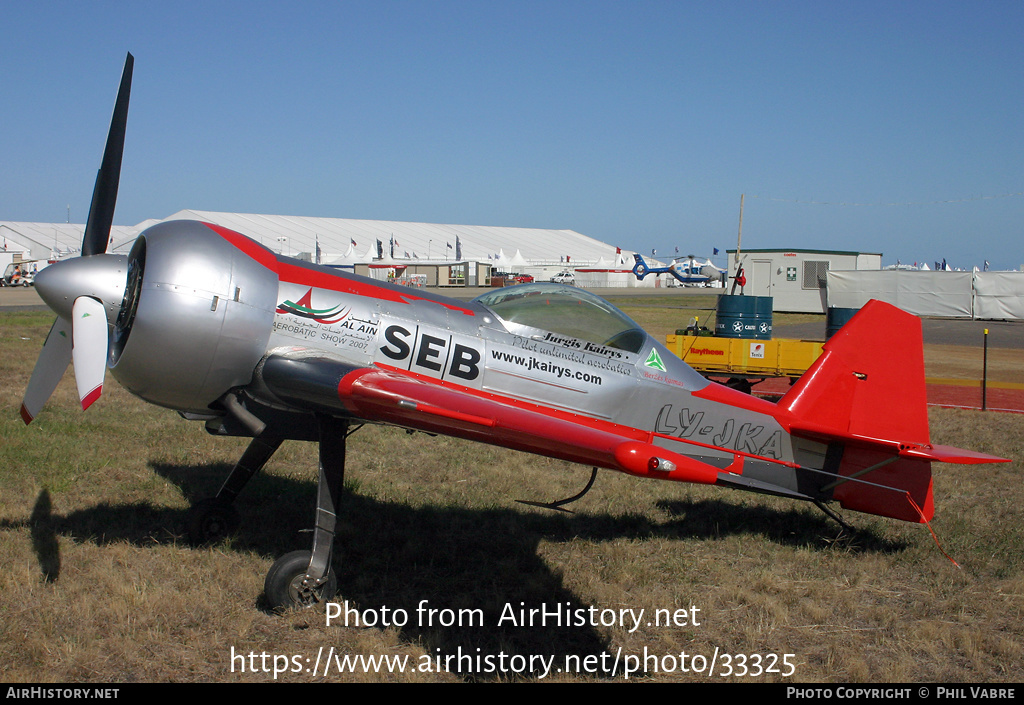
xmin=644 ymin=348 xmax=666 ymax=372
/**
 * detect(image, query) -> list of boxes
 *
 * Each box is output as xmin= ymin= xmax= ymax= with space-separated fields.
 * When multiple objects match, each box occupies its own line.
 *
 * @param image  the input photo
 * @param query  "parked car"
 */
xmin=512 ymin=274 xmax=534 ymax=284
xmin=550 ymin=271 xmax=575 ymax=285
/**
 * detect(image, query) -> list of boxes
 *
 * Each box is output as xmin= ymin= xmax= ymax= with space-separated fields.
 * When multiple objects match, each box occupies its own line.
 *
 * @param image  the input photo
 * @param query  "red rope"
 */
xmin=907 ymin=492 xmax=960 ymax=569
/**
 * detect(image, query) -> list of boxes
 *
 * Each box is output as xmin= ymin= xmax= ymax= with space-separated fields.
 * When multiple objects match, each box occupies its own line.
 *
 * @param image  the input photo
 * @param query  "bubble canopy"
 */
xmin=472 ymin=283 xmax=647 ymax=354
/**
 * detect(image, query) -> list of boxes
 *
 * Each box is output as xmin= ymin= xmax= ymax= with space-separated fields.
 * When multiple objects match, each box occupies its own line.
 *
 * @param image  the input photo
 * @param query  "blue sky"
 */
xmin=3 ymin=1 xmax=1022 ymax=269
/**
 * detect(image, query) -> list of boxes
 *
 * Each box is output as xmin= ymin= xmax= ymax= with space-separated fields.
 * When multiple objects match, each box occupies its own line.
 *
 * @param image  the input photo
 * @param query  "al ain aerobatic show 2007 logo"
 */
xmin=276 ymin=288 xmax=350 ymax=324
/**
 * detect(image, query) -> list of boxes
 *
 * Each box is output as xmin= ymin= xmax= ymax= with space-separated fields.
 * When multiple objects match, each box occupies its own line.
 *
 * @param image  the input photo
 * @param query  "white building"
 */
xmin=728 ymin=248 xmax=882 ymax=313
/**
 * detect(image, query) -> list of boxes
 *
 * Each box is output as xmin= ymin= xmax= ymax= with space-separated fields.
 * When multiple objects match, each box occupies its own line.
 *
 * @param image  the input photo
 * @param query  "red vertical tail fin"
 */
xmin=777 ymin=300 xmax=1008 ymax=522
xmin=778 ymin=301 xmax=934 ymax=521
xmin=779 ymin=300 xmax=930 ymax=445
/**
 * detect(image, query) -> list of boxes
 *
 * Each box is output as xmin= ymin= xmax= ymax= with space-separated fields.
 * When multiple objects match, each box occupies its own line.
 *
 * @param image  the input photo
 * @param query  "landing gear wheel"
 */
xmin=264 ymin=550 xmax=338 ymax=611
xmin=186 ymin=498 xmax=240 ymax=545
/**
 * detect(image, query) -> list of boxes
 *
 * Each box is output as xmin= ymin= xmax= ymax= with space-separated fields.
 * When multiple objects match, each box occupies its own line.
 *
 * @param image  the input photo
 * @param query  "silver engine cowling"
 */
xmin=110 ymin=220 xmax=279 ymax=413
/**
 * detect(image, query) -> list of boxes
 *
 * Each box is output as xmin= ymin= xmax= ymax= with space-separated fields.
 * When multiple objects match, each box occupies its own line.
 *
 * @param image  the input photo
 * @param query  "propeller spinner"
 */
xmin=21 ymin=53 xmax=134 ymax=423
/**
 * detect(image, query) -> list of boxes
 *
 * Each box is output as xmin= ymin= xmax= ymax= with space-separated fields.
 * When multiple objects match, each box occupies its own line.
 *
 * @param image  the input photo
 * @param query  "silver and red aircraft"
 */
xmin=22 ymin=54 xmax=1009 ymax=609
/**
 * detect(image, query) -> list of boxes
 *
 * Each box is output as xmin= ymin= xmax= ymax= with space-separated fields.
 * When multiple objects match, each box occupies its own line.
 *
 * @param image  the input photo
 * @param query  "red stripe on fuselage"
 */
xmin=204 ymin=222 xmax=475 ymax=316
xmin=346 ymin=364 xmax=796 ymax=474
xmin=204 ymin=223 xmax=280 ymax=271
xmin=346 ymin=363 xmax=649 ymax=444
xmin=691 ymin=378 xmax=790 ymax=419
xmin=338 ymin=365 xmax=646 ymax=468
xmin=276 ymin=261 xmax=476 ymax=315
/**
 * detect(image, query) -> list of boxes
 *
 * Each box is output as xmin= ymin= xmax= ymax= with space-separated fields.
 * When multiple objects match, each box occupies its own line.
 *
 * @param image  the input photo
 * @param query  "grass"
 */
xmin=924 ymin=344 xmax=1024 ymax=385
xmin=605 ymin=294 xmax=720 ymax=338
xmin=1 ymin=310 xmax=1022 ymax=682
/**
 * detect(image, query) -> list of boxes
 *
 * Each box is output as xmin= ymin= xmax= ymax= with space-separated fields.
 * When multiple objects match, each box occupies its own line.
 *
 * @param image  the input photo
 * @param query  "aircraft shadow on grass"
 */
xmin=7 ymin=460 xmax=905 ymax=680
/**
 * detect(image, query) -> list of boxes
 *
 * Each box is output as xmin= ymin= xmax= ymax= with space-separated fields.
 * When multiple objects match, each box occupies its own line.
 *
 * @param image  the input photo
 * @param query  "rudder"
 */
xmin=779 ymin=299 xmax=929 ymax=446
xmin=778 ymin=300 xmax=933 ymax=522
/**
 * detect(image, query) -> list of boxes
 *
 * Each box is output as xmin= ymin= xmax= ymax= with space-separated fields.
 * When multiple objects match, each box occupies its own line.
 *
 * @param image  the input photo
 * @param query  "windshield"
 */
xmin=473 ymin=283 xmax=647 ymax=353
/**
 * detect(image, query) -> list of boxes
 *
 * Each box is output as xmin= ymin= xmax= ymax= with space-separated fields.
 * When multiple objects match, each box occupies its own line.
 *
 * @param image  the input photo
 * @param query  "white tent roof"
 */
xmin=327 ymin=243 xmax=359 ymax=267
xmin=0 ymin=222 xmax=139 ymax=260
xmin=155 ymin=210 xmax=624 ymax=265
xmin=2 ymin=210 xmax=634 ymax=267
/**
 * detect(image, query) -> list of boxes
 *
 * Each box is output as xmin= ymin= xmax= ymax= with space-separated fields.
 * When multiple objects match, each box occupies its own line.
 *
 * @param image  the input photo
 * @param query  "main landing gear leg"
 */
xmin=264 ymin=415 xmax=348 ymax=611
xmin=186 ymin=434 xmax=283 ymax=545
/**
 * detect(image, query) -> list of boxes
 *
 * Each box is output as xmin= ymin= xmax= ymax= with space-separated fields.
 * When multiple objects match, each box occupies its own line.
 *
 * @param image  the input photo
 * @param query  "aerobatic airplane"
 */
xmin=22 ymin=54 xmax=1009 ymax=609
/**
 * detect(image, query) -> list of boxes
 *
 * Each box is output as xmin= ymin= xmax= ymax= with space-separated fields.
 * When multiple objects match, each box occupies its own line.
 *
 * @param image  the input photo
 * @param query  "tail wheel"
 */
xmin=185 ymin=498 xmax=240 ymax=545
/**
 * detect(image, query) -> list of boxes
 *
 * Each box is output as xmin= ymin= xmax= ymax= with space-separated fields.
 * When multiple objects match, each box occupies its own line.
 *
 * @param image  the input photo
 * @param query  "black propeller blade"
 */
xmin=82 ymin=52 xmax=133 ymax=257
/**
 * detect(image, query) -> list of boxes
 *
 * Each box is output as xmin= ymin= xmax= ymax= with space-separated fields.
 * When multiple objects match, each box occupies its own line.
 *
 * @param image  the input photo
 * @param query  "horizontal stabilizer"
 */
xmin=900 ymin=443 xmax=1010 ymax=465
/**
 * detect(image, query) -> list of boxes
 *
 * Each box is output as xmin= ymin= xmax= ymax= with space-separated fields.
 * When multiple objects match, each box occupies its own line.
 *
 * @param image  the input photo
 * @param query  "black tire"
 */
xmin=264 ymin=550 xmax=338 ymax=611
xmin=185 ymin=498 xmax=240 ymax=545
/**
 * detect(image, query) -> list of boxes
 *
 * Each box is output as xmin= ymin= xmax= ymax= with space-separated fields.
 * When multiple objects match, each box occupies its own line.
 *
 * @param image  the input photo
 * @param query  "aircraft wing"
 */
xmin=258 ymin=349 xmax=723 ymax=485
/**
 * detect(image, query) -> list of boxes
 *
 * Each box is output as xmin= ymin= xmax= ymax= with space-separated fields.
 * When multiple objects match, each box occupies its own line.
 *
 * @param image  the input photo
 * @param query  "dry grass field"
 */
xmin=1 ymin=310 xmax=1022 ymax=683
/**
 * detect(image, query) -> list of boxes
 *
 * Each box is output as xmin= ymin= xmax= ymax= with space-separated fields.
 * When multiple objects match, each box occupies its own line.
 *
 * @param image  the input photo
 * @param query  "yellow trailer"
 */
xmin=665 ymin=334 xmax=824 ymax=379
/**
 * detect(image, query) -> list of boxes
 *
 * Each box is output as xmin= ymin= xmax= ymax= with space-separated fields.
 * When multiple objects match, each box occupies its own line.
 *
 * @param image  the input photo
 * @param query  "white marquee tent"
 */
xmin=152 ymin=210 xmax=626 ymax=266
xmin=1 ymin=211 xmax=662 ymax=286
